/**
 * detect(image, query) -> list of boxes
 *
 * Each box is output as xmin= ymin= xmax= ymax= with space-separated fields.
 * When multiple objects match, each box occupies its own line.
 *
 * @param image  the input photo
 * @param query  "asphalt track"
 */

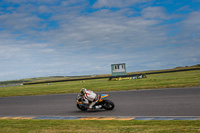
xmin=0 ymin=87 xmax=200 ymax=118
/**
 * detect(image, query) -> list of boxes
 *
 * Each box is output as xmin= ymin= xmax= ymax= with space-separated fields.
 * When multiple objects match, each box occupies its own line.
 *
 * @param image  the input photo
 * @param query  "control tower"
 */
xmin=111 ymin=63 xmax=126 ymax=76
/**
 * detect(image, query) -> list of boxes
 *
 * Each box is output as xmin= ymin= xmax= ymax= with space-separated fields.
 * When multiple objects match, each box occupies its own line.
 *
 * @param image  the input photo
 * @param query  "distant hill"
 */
xmin=0 ymin=75 xmax=93 ymax=86
xmin=0 ymin=64 xmax=200 ymax=86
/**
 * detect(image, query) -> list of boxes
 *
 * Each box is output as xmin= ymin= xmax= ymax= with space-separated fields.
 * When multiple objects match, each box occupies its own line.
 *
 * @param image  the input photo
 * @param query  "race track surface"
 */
xmin=0 ymin=87 xmax=200 ymax=117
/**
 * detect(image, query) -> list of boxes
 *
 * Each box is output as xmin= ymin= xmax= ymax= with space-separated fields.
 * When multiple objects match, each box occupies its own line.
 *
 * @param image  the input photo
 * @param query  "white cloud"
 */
xmin=0 ymin=45 xmax=20 ymax=59
xmin=182 ymin=10 xmax=200 ymax=32
xmin=3 ymin=0 xmax=59 ymax=4
xmin=0 ymin=12 xmax=41 ymax=31
xmin=38 ymin=5 xmax=51 ymax=13
xmin=0 ymin=3 xmax=169 ymax=80
xmin=93 ymin=0 xmax=150 ymax=8
xmin=47 ymin=8 xmax=167 ymax=52
xmin=61 ymin=0 xmax=86 ymax=6
xmin=0 ymin=1 xmax=200 ymax=81
xmin=40 ymin=48 xmax=54 ymax=53
xmin=141 ymin=6 xmax=170 ymax=20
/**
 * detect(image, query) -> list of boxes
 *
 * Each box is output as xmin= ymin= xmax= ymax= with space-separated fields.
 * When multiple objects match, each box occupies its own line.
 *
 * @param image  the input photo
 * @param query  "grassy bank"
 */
xmin=0 ymin=119 xmax=200 ymax=133
xmin=0 ymin=70 xmax=199 ymax=97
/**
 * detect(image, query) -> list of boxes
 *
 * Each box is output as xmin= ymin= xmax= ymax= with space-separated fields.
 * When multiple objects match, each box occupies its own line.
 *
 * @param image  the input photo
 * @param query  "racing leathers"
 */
xmin=81 ymin=90 xmax=99 ymax=109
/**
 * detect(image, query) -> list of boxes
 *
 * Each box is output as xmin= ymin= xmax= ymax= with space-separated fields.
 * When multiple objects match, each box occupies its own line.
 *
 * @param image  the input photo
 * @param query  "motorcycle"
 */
xmin=76 ymin=94 xmax=115 ymax=111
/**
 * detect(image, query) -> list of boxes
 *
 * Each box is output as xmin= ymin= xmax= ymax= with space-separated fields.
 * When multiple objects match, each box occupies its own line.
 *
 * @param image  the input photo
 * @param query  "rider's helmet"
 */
xmin=80 ymin=88 xmax=87 ymax=96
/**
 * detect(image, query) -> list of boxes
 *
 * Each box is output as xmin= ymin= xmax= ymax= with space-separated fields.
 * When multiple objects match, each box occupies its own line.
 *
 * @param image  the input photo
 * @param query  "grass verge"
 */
xmin=0 ymin=70 xmax=200 ymax=97
xmin=0 ymin=119 xmax=200 ymax=133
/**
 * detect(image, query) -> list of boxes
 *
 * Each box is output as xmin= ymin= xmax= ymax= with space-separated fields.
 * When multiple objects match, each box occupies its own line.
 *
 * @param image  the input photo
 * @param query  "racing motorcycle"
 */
xmin=76 ymin=94 xmax=115 ymax=111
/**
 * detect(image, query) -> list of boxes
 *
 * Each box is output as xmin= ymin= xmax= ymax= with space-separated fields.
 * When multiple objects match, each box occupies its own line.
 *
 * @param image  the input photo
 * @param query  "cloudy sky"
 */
xmin=0 ymin=0 xmax=200 ymax=81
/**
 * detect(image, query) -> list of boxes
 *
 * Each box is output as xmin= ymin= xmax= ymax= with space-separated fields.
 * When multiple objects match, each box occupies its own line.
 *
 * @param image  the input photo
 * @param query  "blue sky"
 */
xmin=0 ymin=0 xmax=200 ymax=81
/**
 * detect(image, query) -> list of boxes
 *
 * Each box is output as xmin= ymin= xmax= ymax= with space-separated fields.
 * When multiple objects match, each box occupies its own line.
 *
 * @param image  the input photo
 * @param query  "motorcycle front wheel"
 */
xmin=102 ymin=100 xmax=115 ymax=110
xmin=77 ymin=104 xmax=88 ymax=111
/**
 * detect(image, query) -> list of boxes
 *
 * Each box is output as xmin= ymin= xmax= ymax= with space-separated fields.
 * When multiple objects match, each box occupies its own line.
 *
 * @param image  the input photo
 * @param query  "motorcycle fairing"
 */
xmin=77 ymin=100 xmax=90 ymax=108
xmin=99 ymin=94 xmax=109 ymax=102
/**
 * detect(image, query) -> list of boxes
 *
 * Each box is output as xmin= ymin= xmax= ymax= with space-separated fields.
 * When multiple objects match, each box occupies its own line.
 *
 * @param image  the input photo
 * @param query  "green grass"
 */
xmin=0 ymin=119 xmax=199 ymax=133
xmin=0 ymin=70 xmax=200 ymax=97
xmin=0 ymin=70 xmax=200 ymax=133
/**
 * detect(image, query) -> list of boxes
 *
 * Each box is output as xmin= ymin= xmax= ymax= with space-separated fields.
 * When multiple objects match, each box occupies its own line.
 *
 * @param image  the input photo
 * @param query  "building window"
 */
xmin=114 ymin=65 xmax=118 ymax=69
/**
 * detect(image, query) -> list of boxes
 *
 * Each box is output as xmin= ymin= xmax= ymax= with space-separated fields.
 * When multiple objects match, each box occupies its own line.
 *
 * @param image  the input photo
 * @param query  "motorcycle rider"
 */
xmin=80 ymin=88 xmax=102 ymax=109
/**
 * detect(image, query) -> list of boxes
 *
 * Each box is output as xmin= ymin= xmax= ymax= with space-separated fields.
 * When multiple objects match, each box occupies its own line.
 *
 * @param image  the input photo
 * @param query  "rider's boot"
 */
xmin=95 ymin=105 xmax=102 ymax=109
